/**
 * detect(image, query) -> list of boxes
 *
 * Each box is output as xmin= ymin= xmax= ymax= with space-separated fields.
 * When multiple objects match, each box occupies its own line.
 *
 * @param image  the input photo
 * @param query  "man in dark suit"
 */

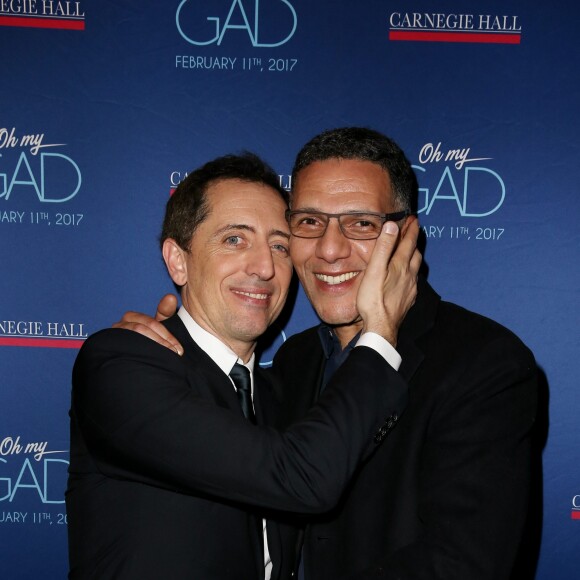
xmin=67 ymin=152 xmax=421 ymax=579
xmin=125 ymin=128 xmax=538 ymax=579
xmin=275 ymin=128 xmax=538 ymax=579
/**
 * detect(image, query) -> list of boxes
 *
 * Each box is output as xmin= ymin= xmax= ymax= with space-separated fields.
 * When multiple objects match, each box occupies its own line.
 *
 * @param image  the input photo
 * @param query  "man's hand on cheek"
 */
xmin=356 ymin=217 xmax=422 ymax=347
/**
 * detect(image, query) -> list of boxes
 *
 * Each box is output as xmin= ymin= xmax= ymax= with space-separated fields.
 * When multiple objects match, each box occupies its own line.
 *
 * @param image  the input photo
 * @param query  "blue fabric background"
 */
xmin=0 ymin=1 xmax=578 ymax=577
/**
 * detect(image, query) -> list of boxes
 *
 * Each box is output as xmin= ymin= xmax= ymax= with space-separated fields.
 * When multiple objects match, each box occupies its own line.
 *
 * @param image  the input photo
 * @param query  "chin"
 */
xmin=234 ymin=322 xmax=269 ymax=342
xmin=316 ymin=306 xmax=360 ymax=328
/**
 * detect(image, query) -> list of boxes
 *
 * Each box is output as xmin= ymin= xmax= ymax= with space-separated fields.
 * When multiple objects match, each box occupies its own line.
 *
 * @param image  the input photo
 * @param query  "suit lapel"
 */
xmin=254 ymin=367 xmax=282 ymax=427
xmin=163 ymin=314 xmax=246 ymax=416
xmin=164 ymin=314 xmax=266 ymax=577
xmin=288 ymin=330 xmax=325 ymax=408
xmin=253 ymin=368 xmax=283 ymax=579
xmin=397 ymin=277 xmax=439 ymax=382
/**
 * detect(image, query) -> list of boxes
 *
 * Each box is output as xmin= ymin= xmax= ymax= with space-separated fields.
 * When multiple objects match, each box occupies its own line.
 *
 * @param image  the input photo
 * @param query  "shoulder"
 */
xmin=415 ymin=278 xmax=533 ymax=362
xmin=424 ymin=301 xmax=537 ymax=405
xmin=438 ymin=300 xmax=533 ymax=360
xmin=74 ymin=327 xmax=185 ymax=381
xmin=79 ymin=326 xmax=174 ymax=356
xmin=274 ymin=325 xmax=321 ymax=357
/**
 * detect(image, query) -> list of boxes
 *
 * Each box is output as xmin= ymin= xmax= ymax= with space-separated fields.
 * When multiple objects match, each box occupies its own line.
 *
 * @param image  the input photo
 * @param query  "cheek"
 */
xmin=196 ymin=269 xmax=230 ymax=305
xmin=355 ymin=240 xmax=375 ymax=264
xmin=277 ymin=262 xmax=294 ymax=294
xmin=211 ymin=258 xmax=240 ymax=283
xmin=289 ymin=240 xmax=314 ymax=271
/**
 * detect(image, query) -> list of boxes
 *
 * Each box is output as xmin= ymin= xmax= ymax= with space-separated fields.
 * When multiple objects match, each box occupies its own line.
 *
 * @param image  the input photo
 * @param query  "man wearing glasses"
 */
xmin=120 ymin=127 xmax=538 ymax=579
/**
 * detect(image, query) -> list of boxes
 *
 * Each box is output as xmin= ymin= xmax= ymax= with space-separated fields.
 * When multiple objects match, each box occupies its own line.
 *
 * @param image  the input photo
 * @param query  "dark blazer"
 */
xmin=271 ymin=279 xmax=538 ymax=580
xmin=66 ymin=314 xmax=407 ymax=579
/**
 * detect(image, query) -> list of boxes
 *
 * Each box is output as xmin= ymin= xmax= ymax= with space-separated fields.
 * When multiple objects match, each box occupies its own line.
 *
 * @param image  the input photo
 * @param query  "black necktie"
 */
xmin=229 ymin=363 xmax=256 ymax=424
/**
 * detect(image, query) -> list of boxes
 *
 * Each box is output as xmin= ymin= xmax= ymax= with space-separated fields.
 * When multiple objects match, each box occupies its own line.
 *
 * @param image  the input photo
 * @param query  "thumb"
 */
xmin=156 ymin=294 xmax=178 ymax=321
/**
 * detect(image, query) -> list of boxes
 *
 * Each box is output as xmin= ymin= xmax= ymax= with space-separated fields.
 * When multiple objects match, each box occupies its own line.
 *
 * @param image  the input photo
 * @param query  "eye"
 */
xmin=224 ymin=235 xmax=243 ymax=246
xmin=300 ymin=216 xmax=321 ymax=225
xmin=294 ymin=214 xmax=325 ymax=229
xmin=271 ymin=243 xmax=289 ymax=255
xmin=344 ymin=215 xmax=382 ymax=233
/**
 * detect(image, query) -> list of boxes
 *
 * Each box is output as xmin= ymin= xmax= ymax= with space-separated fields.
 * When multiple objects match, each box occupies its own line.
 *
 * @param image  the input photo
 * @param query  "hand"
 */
xmin=356 ymin=217 xmax=422 ymax=347
xmin=112 ymin=294 xmax=183 ymax=355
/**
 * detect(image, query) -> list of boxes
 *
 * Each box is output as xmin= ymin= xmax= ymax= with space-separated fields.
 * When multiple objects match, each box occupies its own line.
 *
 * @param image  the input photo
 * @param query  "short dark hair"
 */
xmin=292 ymin=127 xmax=417 ymax=212
xmin=161 ymin=152 xmax=287 ymax=251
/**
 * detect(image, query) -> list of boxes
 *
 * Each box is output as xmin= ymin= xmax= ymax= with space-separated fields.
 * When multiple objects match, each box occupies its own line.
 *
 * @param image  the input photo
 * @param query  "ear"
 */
xmin=162 ymin=238 xmax=188 ymax=287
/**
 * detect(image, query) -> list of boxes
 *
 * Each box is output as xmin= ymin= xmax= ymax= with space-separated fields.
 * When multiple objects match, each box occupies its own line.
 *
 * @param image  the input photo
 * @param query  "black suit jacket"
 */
xmin=66 ymin=314 xmax=407 ymax=579
xmin=271 ymin=279 xmax=538 ymax=580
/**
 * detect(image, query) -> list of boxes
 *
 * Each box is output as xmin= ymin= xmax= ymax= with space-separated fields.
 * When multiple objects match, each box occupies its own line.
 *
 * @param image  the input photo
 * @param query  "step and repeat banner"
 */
xmin=1 ymin=1 xmax=578 ymax=578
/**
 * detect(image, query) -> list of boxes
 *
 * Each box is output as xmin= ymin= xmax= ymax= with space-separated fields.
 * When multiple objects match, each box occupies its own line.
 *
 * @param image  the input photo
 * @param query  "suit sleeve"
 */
xmin=71 ymin=328 xmax=407 ymax=515
xmin=353 ymin=335 xmax=538 ymax=580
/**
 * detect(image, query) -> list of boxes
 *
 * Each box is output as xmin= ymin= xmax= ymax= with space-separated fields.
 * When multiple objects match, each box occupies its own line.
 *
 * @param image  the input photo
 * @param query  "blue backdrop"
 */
xmin=1 ymin=1 xmax=578 ymax=578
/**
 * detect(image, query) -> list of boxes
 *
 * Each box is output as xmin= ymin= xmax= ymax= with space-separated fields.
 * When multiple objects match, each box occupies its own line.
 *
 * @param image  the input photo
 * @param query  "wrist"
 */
xmin=362 ymin=322 xmax=397 ymax=348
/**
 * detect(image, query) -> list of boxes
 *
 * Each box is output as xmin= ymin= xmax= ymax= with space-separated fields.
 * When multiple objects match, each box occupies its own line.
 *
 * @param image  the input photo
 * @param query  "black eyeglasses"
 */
xmin=285 ymin=210 xmax=409 ymax=240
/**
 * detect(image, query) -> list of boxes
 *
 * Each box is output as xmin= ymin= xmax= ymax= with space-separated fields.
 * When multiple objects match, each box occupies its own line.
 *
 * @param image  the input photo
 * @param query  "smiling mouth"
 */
xmin=314 ymin=272 xmax=359 ymax=286
xmin=232 ymin=290 xmax=270 ymax=300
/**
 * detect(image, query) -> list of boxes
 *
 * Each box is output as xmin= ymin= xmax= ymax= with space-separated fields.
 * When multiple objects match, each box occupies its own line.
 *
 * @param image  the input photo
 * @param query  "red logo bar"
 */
xmin=572 ymin=511 xmax=580 ymax=520
xmin=0 ymin=337 xmax=85 ymax=349
xmin=0 ymin=16 xmax=85 ymax=30
xmin=389 ymin=30 xmax=521 ymax=44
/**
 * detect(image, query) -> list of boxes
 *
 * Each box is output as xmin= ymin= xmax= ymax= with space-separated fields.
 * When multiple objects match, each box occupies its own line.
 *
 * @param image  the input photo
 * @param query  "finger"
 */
xmin=400 ymin=214 xmax=419 ymax=238
xmin=391 ymin=217 xmax=419 ymax=265
xmin=364 ymin=221 xmax=400 ymax=279
xmin=113 ymin=315 xmax=183 ymax=356
xmin=409 ymin=248 xmax=422 ymax=276
xmin=131 ymin=322 xmax=183 ymax=356
xmin=156 ymin=293 xmax=178 ymax=321
xmin=407 ymin=249 xmax=422 ymax=305
xmin=113 ymin=311 xmax=160 ymax=327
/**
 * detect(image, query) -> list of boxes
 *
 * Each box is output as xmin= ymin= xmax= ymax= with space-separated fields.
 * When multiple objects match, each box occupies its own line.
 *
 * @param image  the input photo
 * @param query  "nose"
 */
xmin=314 ymin=218 xmax=352 ymax=263
xmin=246 ymin=240 xmax=276 ymax=280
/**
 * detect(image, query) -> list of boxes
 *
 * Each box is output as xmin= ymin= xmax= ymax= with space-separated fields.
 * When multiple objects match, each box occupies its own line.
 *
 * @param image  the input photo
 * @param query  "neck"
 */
xmin=332 ymin=321 xmax=363 ymax=350
xmin=181 ymin=299 xmax=257 ymax=364
xmin=203 ymin=330 xmax=256 ymax=365
xmin=231 ymin=343 xmax=256 ymax=365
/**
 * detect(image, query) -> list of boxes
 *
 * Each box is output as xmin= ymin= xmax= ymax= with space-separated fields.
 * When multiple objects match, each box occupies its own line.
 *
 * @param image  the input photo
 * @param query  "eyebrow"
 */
xmin=291 ymin=207 xmax=374 ymax=214
xmin=271 ymin=229 xmax=291 ymax=240
xmin=290 ymin=207 xmax=320 ymax=213
xmin=215 ymin=224 xmax=290 ymax=240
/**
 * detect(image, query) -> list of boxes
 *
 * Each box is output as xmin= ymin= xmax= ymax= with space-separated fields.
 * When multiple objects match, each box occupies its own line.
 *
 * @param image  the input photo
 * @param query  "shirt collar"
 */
xmin=317 ymin=323 xmax=361 ymax=359
xmin=177 ymin=306 xmax=255 ymax=375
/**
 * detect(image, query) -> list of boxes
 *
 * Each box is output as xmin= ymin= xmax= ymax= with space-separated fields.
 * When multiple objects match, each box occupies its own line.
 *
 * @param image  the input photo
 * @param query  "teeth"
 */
xmin=235 ymin=291 xmax=268 ymax=299
xmin=315 ymin=272 xmax=358 ymax=285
